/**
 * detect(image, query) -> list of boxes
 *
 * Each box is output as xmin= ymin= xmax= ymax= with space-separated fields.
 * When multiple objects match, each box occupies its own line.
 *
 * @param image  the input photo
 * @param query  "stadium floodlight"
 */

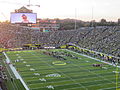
xmin=35 ymin=5 xmax=40 ymax=7
xmin=27 ymin=0 xmax=40 ymax=7
xmin=75 ymin=8 xmax=77 ymax=30
xmin=27 ymin=4 xmax=40 ymax=7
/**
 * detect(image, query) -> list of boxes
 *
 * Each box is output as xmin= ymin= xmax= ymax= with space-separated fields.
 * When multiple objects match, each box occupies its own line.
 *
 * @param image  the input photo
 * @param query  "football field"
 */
xmin=5 ymin=49 xmax=120 ymax=90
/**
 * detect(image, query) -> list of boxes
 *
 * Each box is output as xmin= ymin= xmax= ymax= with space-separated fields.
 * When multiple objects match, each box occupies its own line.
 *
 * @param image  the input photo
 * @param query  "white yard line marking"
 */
xmin=98 ymin=87 xmax=117 ymax=90
xmin=28 ymin=77 xmax=116 ymax=86
xmin=26 ymin=74 xmax=115 ymax=84
xmin=3 ymin=52 xmax=29 ymax=90
xmin=30 ymin=81 xmax=116 ymax=90
xmin=31 ymin=52 xmax=89 ymax=90
xmin=29 ymin=83 xmax=84 ymax=90
xmin=66 ymin=49 xmax=120 ymax=68
xmin=64 ymin=50 xmax=116 ymax=84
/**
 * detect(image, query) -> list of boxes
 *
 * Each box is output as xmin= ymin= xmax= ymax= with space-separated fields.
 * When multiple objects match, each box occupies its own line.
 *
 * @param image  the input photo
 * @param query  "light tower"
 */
xmin=27 ymin=0 xmax=40 ymax=7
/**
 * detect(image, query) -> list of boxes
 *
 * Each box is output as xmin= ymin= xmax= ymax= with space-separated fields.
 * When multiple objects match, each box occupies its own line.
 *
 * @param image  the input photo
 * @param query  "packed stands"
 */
xmin=0 ymin=23 xmax=119 ymax=57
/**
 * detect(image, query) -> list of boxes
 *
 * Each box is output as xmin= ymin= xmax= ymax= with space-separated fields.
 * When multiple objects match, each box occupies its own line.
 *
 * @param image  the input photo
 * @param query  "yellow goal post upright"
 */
xmin=116 ymin=59 xmax=119 ymax=90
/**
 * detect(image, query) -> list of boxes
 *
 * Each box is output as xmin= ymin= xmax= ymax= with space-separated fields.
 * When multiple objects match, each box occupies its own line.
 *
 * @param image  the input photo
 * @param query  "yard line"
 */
xmin=7 ymin=49 xmax=117 ymax=90
xmin=32 ymin=50 xmax=117 ymax=89
xmin=85 ymin=82 xmax=116 ymax=89
xmin=29 ymin=81 xmax=116 ymax=90
xmin=62 ymin=82 xmax=115 ymax=90
xmin=3 ymin=52 xmax=29 ymax=90
xmin=98 ymin=87 xmax=117 ymax=90
xmin=27 ymin=75 xmax=116 ymax=86
xmin=65 ymin=50 xmax=116 ymax=83
xmin=65 ymin=49 xmax=120 ymax=68
xmin=65 ymin=49 xmax=117 ymax=85
xmin=63 ymin=86 xmax=85 ymax=90
xmin=28 ymin=78 xmax=116 ymax=87
xmin=30 ymin=83 xmax=85 ymax=90
xmin=2 ymin=55 xmax=17 ymax=90
xmin=64 ymin=49 xmax=120 ymax=89
xmin=30 ymin=52 xmax=89 ymax=90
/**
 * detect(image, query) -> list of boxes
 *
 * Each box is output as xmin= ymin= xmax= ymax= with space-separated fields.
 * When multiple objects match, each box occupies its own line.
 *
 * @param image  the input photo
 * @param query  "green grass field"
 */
xmin=5 ymin=49 xmax=120 ymax=90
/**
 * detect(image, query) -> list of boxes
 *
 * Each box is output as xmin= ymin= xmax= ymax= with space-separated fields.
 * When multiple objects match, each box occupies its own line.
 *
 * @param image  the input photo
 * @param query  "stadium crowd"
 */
xmin=0 ymin=23 xmax=119 ymax=58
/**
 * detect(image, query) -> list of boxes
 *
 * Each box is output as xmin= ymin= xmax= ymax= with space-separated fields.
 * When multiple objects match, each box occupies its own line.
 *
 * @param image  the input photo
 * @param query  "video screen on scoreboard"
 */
xmin=10 ymin=13 xmax=37 ymax=24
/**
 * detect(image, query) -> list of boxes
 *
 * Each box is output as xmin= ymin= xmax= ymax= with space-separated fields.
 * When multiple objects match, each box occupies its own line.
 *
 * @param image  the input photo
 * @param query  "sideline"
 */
xmin=65 ymin=49 xmax=120 ymax=68
xmin=3 ymin=52 xmax=29 ymax=90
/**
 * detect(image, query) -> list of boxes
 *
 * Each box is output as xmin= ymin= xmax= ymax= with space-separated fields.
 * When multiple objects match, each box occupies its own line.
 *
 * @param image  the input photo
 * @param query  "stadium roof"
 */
xmin=15 ymin=6 xmax=33 ymax=13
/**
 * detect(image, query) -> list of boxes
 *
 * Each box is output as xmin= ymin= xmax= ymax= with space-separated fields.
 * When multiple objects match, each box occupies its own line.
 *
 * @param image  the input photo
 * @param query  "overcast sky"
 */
xmin=0 ymin=0 xmax=120 ymax=21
